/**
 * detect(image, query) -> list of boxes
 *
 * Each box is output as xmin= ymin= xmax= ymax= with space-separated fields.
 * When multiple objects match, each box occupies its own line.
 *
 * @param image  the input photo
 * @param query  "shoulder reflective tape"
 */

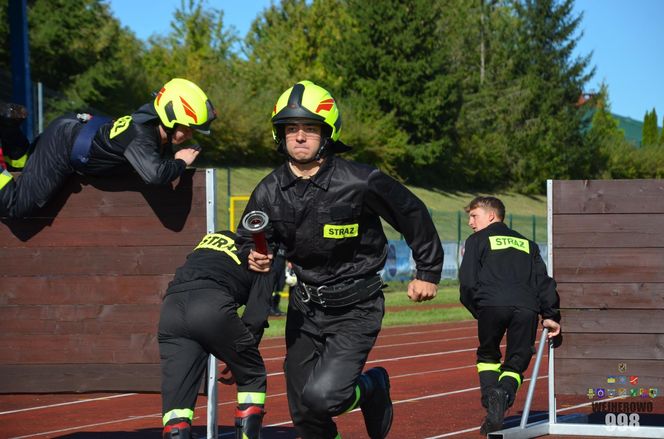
xmin=162 ymin=408 xmax=194 ymax=425
xmin=323 ymin=224 xmax=359 ymax=239
xmin=195 ymin=233 xmax=241 ymax=264
xmin=237 ymin=391 xmax=266 ymax=405
xmin=489 ymin=236 xmax=529 ymax=254
xmin=109 ymin=115 xmax=132 ymax=139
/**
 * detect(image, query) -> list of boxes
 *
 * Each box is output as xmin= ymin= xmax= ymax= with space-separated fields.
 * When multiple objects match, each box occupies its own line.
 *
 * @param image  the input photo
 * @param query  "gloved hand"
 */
xmin=551 ymin=330 xmax=563 ymax=349
xmin=218 ymin=364 xmax=235 ymax=385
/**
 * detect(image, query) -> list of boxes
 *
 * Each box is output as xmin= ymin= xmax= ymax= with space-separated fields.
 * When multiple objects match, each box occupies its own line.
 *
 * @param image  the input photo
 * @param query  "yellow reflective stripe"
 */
xmin=499 ymin=371 xmax=522 ymax=387
xmin=344 ymin=385 xmax=361 ymax=413
xmin=4 ymin=153 xmax=28 ymax=168
xmin=477 ymin=362 xmax=502 ymax=373
xmin=162 ymin=408 xmax=194 ymax=426
xmin=323 ymin=224 xmax=359 ymax=238
xmin=0 ymin=170 xmax=13 ymax=190
xmin=489 ymin=236 xmax=529 ymax=254
xmin=195 ymin=233 xmax=241 ymax=264
xmin=237 ymin=392 xmax=266 ymax=405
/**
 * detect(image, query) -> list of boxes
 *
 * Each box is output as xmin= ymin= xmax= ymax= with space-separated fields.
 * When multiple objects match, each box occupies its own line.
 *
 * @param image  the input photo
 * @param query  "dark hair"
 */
xmin=464 ymin=196 xmax=505 ymax=221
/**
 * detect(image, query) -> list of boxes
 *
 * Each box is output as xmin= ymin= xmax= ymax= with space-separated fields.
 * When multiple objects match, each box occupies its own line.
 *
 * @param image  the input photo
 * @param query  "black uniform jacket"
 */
xmin=77 ymin=104 xmax=186 ymax=184
xmin=237 ymin=154 xmax=443 ymax=286
xmin=165 ymin=231 xmax=274 ymax=344
xmin=459 ymin=221 xmax=560 ymax=321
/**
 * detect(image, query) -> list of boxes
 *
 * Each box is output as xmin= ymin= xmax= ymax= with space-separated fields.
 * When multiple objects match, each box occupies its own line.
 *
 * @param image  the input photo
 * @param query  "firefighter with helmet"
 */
xmin=237 ymin=80 xmax=443 ymax=438
xmin=0 ymin=78 xmax=216 ymax=219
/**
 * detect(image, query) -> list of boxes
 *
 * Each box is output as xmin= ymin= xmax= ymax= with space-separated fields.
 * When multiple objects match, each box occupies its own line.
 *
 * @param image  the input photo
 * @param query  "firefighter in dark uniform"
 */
xmin=238 ymin=80 xmax=443 ymax=439
xmin=0 ymin=78 xmax=215 ymax=219
xmin=159 ymin=230 xmax=274 ymax=439
xmin=458 ymin=196 xmax=561 ymax=435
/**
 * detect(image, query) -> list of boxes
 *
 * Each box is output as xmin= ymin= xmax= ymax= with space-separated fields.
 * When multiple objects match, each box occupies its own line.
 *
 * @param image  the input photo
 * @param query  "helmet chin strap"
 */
xmin=285 ymin=138 xmax=331 ymax=165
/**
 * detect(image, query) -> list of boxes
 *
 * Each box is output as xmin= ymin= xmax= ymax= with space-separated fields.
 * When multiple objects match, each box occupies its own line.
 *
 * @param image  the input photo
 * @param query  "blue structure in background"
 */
xmin=8 ymin=0 xmax=34 ymax=142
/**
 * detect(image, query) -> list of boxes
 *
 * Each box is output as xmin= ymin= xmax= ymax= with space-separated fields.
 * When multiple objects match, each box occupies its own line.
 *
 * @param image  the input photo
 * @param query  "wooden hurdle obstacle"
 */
xmin=493 ymin=179 xmax=664 ymax=438
xmin=0 ymin=169 xmax=214 ymax=393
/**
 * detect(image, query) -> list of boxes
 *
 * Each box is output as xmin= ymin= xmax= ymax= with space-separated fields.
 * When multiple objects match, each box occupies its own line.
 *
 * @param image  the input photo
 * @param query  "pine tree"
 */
xmin=507 ymin=0 xmax=595 ymax=193
xmin=642 ymin=108 xmax=658 ymax=147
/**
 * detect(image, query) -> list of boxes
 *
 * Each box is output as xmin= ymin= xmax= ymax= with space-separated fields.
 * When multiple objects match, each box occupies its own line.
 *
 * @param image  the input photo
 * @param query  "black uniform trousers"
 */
xmin=0 ymin=116 xmax=79 ymax=218
xmin=159 ymin=289 xmax=267 ymax=419
xmin=284 ymin=290 xmax=384 ymax=439
xmin=476 ymin=306 xmax=538 ymax=405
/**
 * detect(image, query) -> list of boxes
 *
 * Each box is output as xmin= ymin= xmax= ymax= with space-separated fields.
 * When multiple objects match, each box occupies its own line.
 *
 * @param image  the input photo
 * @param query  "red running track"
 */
xmin=0 ymin=320 xmax=639 ymax=438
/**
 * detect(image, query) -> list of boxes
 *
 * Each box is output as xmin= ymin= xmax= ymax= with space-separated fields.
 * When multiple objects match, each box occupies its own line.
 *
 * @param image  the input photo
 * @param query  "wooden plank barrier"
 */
xmin=552 ymin=179 xmax=664 ymax=395
xmin=0 ymin=169 xmax=208 ymax=393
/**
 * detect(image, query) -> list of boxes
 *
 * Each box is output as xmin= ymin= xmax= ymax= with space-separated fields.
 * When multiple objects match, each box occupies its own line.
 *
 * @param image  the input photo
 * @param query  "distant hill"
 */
xmin=613 ymin=113 xmax=645 ymax=146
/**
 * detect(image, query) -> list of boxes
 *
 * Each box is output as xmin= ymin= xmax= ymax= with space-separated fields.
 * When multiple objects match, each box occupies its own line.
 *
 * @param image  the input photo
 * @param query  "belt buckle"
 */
xmin=299 ymin=283 xmax=311 ymax=303
xmin=316 ymin=285 xmax=327 ymax=307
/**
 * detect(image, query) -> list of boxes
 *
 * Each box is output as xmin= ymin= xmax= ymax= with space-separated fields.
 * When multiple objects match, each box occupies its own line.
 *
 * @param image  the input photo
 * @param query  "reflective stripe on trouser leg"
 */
xmin=163 ymin=408 xmax=194 ymax=426
xmin=477 ymin=362 xmax=501 ymax=373
xmin=478 ymin=362 xmax=501 ymax=408
xmin=343 ymin=385 xmax=361 ymax=413
xmin=499 ymin=370 xmax=522 ymax=388
xmin=4 ymin=153 xmax=28 ymax=169
xmin=0 ymin=170 xmax=12 ymax=190
xmin=237 ymin=392 xmax=266 ymax=405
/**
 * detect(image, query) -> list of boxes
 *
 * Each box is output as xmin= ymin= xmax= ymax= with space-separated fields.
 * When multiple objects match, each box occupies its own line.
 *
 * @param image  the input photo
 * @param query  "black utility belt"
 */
xmin=297 ymin=275 xmax=383 ymax=308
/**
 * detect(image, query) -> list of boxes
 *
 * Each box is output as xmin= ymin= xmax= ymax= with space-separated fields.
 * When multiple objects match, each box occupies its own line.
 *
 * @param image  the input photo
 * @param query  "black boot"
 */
xmin=360 ymin=367 xmax=393 ymax=439
xmin=235 ymin=405 xmax=264 ymax=439
xmin=485 ymin=386 xmax=509 ymax=433
xmin=162 ymin=420 xmax=192 ymax=439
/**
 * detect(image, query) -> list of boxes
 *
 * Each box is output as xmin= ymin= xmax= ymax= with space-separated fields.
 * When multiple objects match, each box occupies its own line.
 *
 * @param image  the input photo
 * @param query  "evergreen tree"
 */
xmin=642 ymin=108 xmax=658 ymax=147
xmin=330 ymin=0 xmax=460 ymax=184
xmin=26 ymin=0 xmax=148 ymax=117
xmin=507 ymin=0 xmax=596 ymax=193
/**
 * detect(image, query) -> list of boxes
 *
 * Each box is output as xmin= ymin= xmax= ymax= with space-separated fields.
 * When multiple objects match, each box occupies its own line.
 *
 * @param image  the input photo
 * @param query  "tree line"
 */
xmin=1 ymin=0 xmax=662 ymax=193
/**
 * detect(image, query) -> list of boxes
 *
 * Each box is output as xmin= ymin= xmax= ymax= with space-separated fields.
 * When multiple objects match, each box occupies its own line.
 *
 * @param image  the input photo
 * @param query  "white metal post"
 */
xmin=205 ymin=169 xmax=218 ymax=439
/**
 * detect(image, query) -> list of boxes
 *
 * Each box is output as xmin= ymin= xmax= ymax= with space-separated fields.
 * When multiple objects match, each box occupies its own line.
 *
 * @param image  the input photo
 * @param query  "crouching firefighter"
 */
xmin=160 ymin=231 xmax=274 ymax=439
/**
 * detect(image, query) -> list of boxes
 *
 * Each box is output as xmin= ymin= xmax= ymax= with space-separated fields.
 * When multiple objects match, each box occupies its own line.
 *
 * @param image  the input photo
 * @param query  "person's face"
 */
xmin=171 ymin=125 xmax=194 ymax=145
xmin=467 ymin=206 xmax=495 ymax=232
xmin=284 ymin=123 xmax=322 ymax=162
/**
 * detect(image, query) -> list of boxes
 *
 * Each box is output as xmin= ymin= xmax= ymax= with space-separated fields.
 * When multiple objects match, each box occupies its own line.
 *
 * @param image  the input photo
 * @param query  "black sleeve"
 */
xmin=122 ymin=124 xmax=186 ymax=184
xmin=533 ymin=246 xmax=561 ymax=322
xmin=365 ymin=170 xmax=443 ymax=283
xmin=241 ymin=272 xmax=275 ymax=345
xmin=458 ymin=236 xmax=479 ymax=319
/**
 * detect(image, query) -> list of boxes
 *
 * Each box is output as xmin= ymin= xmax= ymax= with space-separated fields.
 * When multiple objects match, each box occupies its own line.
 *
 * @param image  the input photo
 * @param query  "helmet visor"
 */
xmin=192 ymin=100 xmax=217 ymax=135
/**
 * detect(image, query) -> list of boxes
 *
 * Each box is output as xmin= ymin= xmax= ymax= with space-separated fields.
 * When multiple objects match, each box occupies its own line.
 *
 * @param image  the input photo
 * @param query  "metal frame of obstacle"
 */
xmin=204 ymin=168 xmax=219 ymax=439
xmin=488 ymin=180 xmax=664 ymax=439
